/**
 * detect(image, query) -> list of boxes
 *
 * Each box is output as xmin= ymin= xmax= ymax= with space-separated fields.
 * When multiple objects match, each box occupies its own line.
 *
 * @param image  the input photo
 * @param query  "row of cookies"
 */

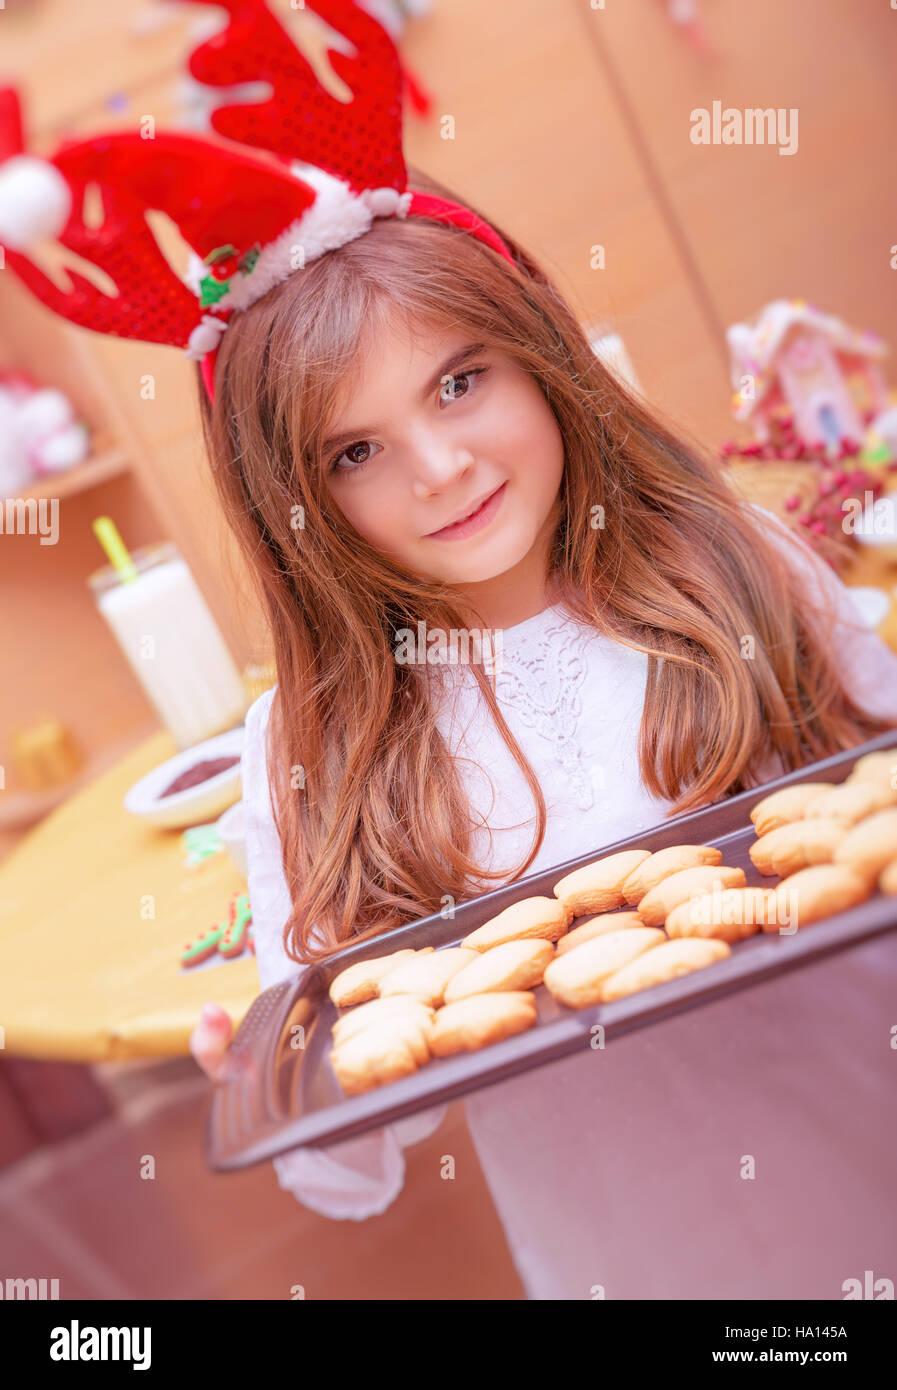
xmin=555 ymin=782 xmax=897 ymax=948
xmin=327 ymin=939 xmax=546 ymax=1094
xmin=748 ymin=747 xmax=897 ymax=895
xmin=326 ymin=770 xmax=897 ymax=1094
xmin=543 ymin=802 xmax=896 ymax=1003
xmin=749 ymin=746 xmax=897 ymax=837
xmin=544 ymin=847 xmax=738 ymax=1007
xmin=326 ymin=847 xmax=745 ymax=1091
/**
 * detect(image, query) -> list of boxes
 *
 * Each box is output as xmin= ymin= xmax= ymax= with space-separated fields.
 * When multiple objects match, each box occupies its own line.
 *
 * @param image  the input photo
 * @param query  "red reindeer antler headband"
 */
xmin=0 ymin=0 xmax=514 ymax=406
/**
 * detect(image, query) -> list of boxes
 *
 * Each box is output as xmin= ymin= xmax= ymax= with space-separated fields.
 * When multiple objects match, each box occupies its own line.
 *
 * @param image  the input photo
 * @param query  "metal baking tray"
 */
xmin=206 ymin=730 xmax=897 ymax=1170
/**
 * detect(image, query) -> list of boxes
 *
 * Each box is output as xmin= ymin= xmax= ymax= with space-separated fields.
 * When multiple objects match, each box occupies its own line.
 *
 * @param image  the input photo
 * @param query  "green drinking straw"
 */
xmin=92 ymin=516 xmax=139 ymax=584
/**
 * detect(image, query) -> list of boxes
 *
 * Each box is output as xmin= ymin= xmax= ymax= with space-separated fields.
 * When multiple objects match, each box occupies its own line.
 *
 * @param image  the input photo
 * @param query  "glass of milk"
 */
xmin=88 ymin=542 xmax=249 ymax=749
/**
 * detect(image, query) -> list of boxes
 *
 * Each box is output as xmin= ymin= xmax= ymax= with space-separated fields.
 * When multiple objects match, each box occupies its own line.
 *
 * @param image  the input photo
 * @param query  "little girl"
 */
xmin=191 ymin=167 xmax=897 ymax=1299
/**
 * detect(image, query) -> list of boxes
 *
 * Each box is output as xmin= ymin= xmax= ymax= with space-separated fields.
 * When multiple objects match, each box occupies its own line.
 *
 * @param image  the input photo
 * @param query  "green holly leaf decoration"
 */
xmin=197 ymin=242 xmax=263 ymax=307
xmin=239 ymin=242 xmax=262 ymax=275
xmin=203 ymin=243 xmax=239 ymax=266
xmin=199 ymin=275 xmax=232 ymax=309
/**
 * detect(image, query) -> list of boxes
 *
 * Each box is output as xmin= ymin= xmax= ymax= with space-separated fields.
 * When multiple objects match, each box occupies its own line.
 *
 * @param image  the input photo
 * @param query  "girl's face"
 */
xmin=321 ymin=311 xmax=565 ymax=612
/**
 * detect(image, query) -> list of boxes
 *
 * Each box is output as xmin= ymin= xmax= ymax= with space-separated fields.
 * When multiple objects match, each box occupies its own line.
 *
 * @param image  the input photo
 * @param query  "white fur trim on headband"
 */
xmin=181 ymin=166 xmax=411 ymax=358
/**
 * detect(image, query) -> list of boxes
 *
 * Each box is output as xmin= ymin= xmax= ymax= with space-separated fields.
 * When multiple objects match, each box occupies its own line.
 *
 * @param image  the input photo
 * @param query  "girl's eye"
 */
xmin=328 ymin=439 xmax=382 ymax=475
xmin=327 ymin=365 xmax=489 ymax=474
xmin=438 ymin=365 xmax=488 ymax=407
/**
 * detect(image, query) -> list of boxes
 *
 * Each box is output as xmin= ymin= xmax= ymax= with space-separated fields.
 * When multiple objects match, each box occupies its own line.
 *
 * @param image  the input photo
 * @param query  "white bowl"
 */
xmin=217 ymin=799 xmax=247 ymax=879
xmin=124 ymin=727 xmax=244 ymax=829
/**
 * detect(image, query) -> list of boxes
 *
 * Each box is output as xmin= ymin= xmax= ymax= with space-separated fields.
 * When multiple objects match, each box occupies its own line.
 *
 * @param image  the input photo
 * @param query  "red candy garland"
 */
xmin=719 ymin=406 xmax=891 ymax=547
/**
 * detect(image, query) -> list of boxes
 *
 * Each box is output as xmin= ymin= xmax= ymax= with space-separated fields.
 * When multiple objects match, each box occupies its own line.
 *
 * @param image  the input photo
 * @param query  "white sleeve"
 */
xmin=747 ymin=503 xmax=897 ymax=725
xmin=241 ymin=687 xmax=446 ymax=1221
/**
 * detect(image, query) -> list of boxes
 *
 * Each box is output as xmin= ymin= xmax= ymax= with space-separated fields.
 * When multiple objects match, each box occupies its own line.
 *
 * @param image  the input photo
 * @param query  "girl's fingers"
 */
xmin=189 ymin=1003 xmax=234 ymax=1081
xmin=199 ymin=1002 xmax=232 ymax=1034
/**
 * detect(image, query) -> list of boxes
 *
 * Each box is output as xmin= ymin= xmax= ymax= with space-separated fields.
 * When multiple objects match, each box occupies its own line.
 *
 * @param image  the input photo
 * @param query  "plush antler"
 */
xmin=0 ymin=87 xmax=317 ymax=348
xmin=0 ymin=0 xmax=514 ymax=383
xmin=183 ymin=0 xmax=406 ymax=192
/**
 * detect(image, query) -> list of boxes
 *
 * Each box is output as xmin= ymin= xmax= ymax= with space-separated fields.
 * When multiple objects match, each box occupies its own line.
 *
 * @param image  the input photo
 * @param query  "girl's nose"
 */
xmin=410 ymin=444 xmax=476 ymax=498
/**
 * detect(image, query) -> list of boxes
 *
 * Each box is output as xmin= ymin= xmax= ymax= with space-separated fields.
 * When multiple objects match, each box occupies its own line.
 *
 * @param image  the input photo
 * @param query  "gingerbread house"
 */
xmin=726 ymin=298 xmax=888 ymax=448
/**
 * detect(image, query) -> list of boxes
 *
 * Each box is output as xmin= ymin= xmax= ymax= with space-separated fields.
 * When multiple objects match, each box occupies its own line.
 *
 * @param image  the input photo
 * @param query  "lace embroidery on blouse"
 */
xmin=494 ymin=618 xmax=596 ymax=810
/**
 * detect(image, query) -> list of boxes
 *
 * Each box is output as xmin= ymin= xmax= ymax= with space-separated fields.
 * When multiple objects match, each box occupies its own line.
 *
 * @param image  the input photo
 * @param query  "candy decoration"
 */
xmin=719 ymin=404 xmax=888 ymax=562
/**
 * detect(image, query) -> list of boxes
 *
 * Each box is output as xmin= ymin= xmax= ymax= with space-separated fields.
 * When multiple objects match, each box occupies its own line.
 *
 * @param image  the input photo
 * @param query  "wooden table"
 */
xmin=0 ymin=732 xmax=259 ymax=1062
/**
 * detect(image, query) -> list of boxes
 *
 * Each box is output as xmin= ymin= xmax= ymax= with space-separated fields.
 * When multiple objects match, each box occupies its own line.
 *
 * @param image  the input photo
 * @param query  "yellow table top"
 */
xmin=0 ymin=731 xmax=260 ymax=1062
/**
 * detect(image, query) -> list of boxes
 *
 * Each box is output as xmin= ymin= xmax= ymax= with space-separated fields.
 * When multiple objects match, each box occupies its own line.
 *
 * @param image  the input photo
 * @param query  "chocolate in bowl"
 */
xmin=160 ymin=755 xmax=240 ymax=798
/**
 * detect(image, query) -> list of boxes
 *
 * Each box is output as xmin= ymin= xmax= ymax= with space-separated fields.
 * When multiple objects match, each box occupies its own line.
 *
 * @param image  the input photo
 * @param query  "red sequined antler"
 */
xmin=0 ymin=0 xmax=514 ymax=375
xmin=0 ymin=92 xmax=317 ymax=349
xmin=184 ymin=0 xmax=406 ymax=193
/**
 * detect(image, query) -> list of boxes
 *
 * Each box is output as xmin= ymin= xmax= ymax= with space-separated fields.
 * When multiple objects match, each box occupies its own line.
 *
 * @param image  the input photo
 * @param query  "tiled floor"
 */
xmin=0 ymin=1057 xmax=523 ymax=1300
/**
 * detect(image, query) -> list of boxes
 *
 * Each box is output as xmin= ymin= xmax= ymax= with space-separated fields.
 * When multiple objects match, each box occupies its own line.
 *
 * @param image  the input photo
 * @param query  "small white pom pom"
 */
xmin=363 ymin=186 xmax=403 ymax=218
xmin=185 ymin=315 xmax=229 ymax=361
xmin=0 ymin=156 xmax=72 ymax=250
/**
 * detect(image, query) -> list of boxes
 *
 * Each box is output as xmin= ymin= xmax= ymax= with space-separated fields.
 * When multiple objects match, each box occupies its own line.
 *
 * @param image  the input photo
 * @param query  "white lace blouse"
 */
xmin=240 ymin=505 xmax=897 ymax=1297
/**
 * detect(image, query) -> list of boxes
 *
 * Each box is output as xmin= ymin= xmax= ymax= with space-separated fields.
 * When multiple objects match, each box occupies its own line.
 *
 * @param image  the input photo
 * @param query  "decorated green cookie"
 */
xmin=219 ymin=893 xmax=253 ymax=958
xmin=180 ymin=924 xmax=224 ymax=967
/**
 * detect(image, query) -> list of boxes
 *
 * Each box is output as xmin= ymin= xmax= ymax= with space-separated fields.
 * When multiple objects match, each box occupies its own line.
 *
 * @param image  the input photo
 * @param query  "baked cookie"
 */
xmin=542 ymin=927 xmax=665 ymax=1009
xmin=443 ymin=939 xmax=555 ymax=1004
xmin=378 ymin=946 xmax=479 ymax=1007
xmin=331 ymin=994 xmax=435 ymax=1048
xmin=599 ymin=937 xmax=731 ymax=1002
xmin=750 ymin=781 xmax=836 ymax=836
xmin=880 ymin=859 xmax=897 ymax=895
xmin=770 ymin=863 xmax=871 ymax=932
xmin=427 ymin=991 xmax=538 ymax=1057
xmin=555 ymin=911 xmax=645 ymax=956
xmin=620 ymin=845 xmax=723 ymax=905
xmin=329 ymin=1014 xmax=430 ymax=1095
xmin=665 ymin=886 xmax=776 ymax=942
xmin=748 ymin=817 xmax=846 ymax=877
xmin=846 ymin=748 xmax=897 ymax=787
xmin=463 ymin=896 xmax=572 ymax=952
xmin=553 ymin=850 xmax=651 ymax=915
xmin=832 ymin=807 xmax=897 ymax=882
xmin=636 ymin=865 xmax=746 ymax=927
xmin=802 ymin=781 xmax=896 ymax=825
xmin=328 ymin=947 xmax=433 ymax=1008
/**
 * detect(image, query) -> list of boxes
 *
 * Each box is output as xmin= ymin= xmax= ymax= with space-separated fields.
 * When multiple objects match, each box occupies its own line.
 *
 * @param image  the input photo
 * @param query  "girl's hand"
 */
xmin=189 ymin=1002 xmax=236 ymax=1081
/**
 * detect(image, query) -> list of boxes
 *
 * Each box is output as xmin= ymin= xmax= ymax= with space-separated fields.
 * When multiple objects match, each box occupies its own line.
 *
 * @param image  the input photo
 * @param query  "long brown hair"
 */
xmin=198 ymin=166 xmax=896 ymax=964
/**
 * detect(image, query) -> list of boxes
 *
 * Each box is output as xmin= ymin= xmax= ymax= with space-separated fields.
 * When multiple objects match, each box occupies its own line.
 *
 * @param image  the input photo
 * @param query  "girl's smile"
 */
xmin=424 ymin=480 xmax=508 ymax=540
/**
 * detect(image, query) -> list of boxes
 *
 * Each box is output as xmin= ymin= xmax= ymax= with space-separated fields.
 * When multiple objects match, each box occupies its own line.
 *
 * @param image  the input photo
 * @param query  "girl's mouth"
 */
xmin=426 ymin=482 xmax=507 ymax=541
